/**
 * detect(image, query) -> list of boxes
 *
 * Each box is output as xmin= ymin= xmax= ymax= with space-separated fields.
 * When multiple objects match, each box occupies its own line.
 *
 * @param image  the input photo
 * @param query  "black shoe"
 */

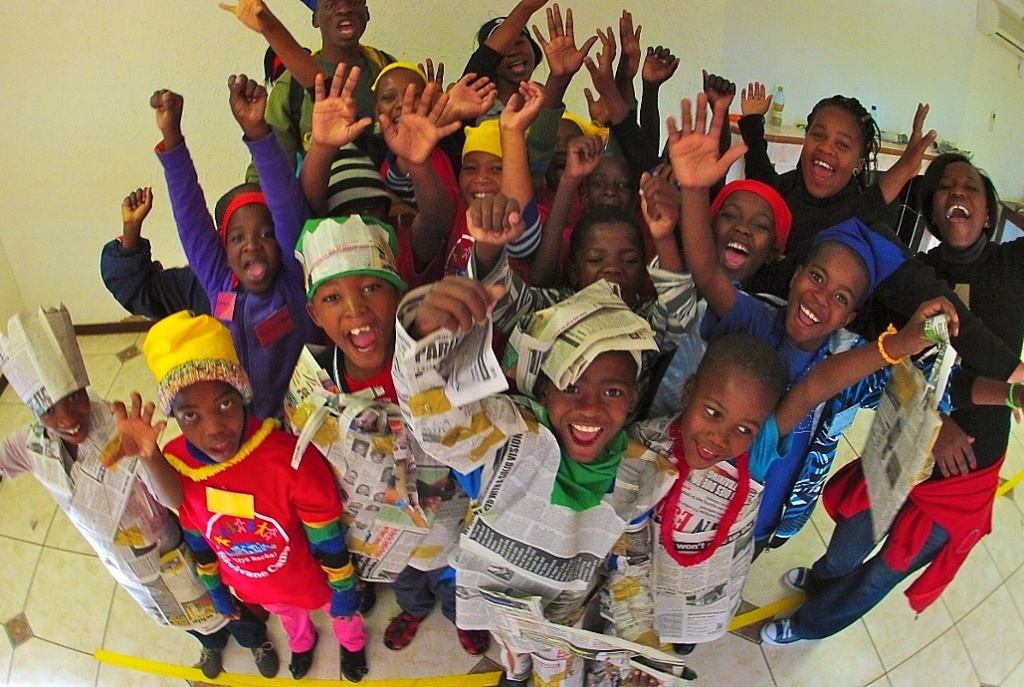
xmin=673 ymin=642 xmax=696 ymax=655
xmin=498 ymin=674 xmax=529 ymax=687
xmin=194 ymin=647 xmax=223 ymax=679
xmin=251 ymin=641 xmax=280 ymax=678
xmin=340 ymin=645 xmax=368 ymax=683
xmin=289 ymin=630 xmax=318 ymax=680
xmin=358 ymin=583 xmax=377 ymax=615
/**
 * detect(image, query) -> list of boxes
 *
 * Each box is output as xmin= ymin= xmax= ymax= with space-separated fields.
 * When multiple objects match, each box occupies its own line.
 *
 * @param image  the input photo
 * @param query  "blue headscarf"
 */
xmin=811 ymin=219 xmax=906 ymax=294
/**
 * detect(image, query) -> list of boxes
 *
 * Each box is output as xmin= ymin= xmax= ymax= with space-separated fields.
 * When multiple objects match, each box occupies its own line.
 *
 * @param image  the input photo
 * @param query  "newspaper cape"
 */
xmin=861 ymin=315 xmax=956 ymax=542
xmin=284 ymin=347 xmax=468 ymax=581
xmin=481 ymin=589 xmax=692 ymax=686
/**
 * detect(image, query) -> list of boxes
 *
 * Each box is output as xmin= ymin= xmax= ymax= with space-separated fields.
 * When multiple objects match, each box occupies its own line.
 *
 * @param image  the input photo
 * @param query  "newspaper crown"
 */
xmin=504 ymin=280 xmax=658 ymax=398
xmin=0 ymin=306 xmax=89 ymax=417
xmin=295 ymin=215 xmax=407 ymax=300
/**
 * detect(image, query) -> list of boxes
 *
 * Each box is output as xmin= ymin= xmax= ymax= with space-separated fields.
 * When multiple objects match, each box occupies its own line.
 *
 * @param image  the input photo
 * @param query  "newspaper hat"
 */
xmin=0 ymin=306 xmax=89 ymax=417
xmin=295 ymin=215 xmax=407 ymax=300
xmin=811 ymin=218 xmax=905 ymax=294
xmin=710 ymin=180 xmax=792 ymax=252
xmin=142 ymin=312 xmax=253 ymax=415
xmin=504 ymin=280 xmax=658 ymax=398
xmin=463 ymin=119 xmax=502 ymax=160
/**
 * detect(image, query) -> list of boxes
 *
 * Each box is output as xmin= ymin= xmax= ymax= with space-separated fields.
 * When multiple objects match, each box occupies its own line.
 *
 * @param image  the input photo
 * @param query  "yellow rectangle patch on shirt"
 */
xmin=205 ymin=488 xmax=255 ymax=519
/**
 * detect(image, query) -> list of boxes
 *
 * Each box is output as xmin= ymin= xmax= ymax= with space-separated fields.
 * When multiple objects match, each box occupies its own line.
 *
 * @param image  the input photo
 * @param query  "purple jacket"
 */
xmin=158 ymin=132 xmax=318 ymax=419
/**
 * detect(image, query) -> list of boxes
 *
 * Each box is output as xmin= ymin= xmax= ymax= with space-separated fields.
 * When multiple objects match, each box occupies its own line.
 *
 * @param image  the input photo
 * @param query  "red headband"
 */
xmin=710 ymin=180 xmax=792 ymax=253
xmin=220 ymin=192 xmax=268 ymax=245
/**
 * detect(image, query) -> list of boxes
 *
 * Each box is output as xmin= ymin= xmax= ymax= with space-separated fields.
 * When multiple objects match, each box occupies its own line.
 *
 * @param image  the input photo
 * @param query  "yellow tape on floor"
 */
xmin=93 ymin=649 xmax=502 ymax=687
xmin=996 ymin=466 xmax=1024 ymax=498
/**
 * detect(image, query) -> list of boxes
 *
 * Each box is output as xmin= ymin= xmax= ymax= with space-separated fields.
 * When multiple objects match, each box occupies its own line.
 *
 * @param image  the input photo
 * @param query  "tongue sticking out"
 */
xmin=245 ymin=261 xmax=267 ymax=283
xmin=349 ymin=328 xmax=378 ymax=352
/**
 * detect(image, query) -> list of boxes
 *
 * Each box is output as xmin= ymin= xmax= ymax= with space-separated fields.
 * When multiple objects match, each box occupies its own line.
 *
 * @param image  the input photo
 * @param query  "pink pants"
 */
xmin=262 ymin=602 xmax=366 ymax=653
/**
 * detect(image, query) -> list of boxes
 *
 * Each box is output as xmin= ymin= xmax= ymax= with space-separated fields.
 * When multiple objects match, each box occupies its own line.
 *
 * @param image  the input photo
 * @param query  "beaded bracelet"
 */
xmin=877 ymin=324 xmax=901 ymax=365
xmin=1008 ymin=382 xmax=1022 ymax=412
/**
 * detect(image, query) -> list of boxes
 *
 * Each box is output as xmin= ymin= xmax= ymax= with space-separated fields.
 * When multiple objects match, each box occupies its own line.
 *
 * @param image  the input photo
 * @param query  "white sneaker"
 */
xmin=781 ymin=567 xmax=812 ymax=591
xmin=760 ymin=618 xmax=803 ymax=646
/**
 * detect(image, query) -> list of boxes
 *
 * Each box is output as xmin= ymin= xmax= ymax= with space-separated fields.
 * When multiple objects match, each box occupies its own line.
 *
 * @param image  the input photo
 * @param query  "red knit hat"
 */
xmin=710 ymin=180 xmax=792 ymax=253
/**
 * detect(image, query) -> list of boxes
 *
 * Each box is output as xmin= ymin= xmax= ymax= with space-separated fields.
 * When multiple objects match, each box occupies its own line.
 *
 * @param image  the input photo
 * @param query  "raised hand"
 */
xmin=640 ymin=165 xmax=681 ymax=242
xmin=106 ymin=392 xmax=166 ymax=467
xmin=218 ymin=0 xmax=275 ymax=34
xmin=414 ymin=277 xmax=505 ymax=337
xmin=150 ymin=89 xmax=184 ymax=149
xmin=311 ymin=62 xmax=373 ymax=149
xmin=641 ymin=46 xmax=679 ymax=87
xmin=583 ymin=87 xmax=610 ymax=126
xmin=562 ymin=134 xmax=605 ymax=181
xmin=703 ymin=70 xmax=736 ymax=111
xmin=740 ymin=81 xmax=772 ymax=117
xmin=228 ymin=74 xmax=270 ymax=140
xmin=899 ymin=103 xmax=937 ymax=173
xmin=584 ymin=27 xmax=629 ymax=124
xmin=380 ymin=81 xmax=462 ymax=165
xmin=667 ymin=94 xmax=747 ymax=189
xmin=121 ymin=187 xmax=153 ymax=230
xmin=465 ymin=194 xmax=525 ymax=248
xmin=499 ymin=80 xmax=545 ymax=134
xmin=532 ymin=3 xmax=598 ymax=81
xmin=439 ymin=73 xmax=497 ymax=125
xmin=418 ymin=58 xmax=445 ymax=86
xmin=886 ymin=296 xmax=960 ymax=360
xmin=616 ymin=10 xmax=642 ymax=81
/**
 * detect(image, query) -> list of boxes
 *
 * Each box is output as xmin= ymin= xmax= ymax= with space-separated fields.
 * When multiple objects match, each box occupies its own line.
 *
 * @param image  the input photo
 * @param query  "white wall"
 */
xmin=1 ymin=1 xmax=1021 ymax=324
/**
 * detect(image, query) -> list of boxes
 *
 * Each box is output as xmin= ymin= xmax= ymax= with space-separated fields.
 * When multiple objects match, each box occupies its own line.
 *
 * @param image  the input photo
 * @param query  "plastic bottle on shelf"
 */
xmin=769 ymin=86 xmax=785 ymax=127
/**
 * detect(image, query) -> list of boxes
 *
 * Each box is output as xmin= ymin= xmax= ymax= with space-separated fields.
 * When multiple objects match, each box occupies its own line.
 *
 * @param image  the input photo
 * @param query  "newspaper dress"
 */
xmin=606 ymin=416 xmax=763 ymax=645
xmin=392 ymin=288 xmax=677 ymax=634
xmin=285 ymin=347 xmax=469 ymax=582
xmin=0 ymin=393 xmax=224 ymax=632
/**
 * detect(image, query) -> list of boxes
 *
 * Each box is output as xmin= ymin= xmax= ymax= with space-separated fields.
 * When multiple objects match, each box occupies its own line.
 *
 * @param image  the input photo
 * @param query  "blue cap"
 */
xmin=811 ymin=218 xmax=905 ymax=294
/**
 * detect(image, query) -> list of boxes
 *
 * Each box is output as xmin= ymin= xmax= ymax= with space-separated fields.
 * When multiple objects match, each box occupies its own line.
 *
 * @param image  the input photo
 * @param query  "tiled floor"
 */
xmin=1 ymin=333 xmax=1023 ymax=686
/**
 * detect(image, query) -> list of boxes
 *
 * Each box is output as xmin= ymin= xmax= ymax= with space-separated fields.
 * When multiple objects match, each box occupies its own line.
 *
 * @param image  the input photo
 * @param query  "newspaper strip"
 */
xmin=861 ymin=316 xmax=955 ymax=542
xmin=649 ymin=461 xmax=762 ymax=644
xmin=480 ymin=589 xmax=690 ymax=686
xmin=284 ymin=346 xmax=467 ymax=581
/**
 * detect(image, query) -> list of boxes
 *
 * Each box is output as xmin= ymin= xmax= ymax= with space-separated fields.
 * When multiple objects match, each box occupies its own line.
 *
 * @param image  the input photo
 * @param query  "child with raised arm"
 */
xmin=152 ymin=74 xmax=324 ymax=420
xmin=0 ymin=307 xmax=274 ymax=681
xmin=393 ymin=278 xmax=676 ymax=687
xmin=126 ymin=312 xmax=367 ymax=681
xmin=100 ymin=187 xmax=210 ymax=318
xmin=287 ymin=215 xmax=491 ymax=655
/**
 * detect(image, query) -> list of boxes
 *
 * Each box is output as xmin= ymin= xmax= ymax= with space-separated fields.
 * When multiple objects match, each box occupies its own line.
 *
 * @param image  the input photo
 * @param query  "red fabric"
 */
xmin=168 ymin=419 xmax=342 ymax=610
xmin=219 ymin=192 xmax=268 ymax=246
xmin=710 ymin=180 xmax=792 ymax=252
xmin=822 ymin=456 xmax=1003 ymax=613
xmin=344 ymin=360 xmax=398 ymax=404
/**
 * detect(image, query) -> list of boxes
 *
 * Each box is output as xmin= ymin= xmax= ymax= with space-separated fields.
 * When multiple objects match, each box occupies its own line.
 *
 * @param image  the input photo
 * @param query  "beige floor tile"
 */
xmin=886 ymin=627 xmax=978 ymax=687
xmin=0 ymin=474 xmax=57 ymax=545
xmin=862 ymin=574 xmax=954 ymax=671
xmin=1001 ymin=657 xmax=1024 ymax=687
xmin=103 ymin=354 xmax=159 ymax=408
xmin=24 ymin=547 xmax=116 ymax=653
xmin=77 ymin=333 xmax=140 ymax=357
xmin=97 ymin=662 xmax=187 ymax=687
xmin=1002 ymin=434 xmax=1024 ymax=481
xmin=686 ymin=632 xmax=773 ymax=686
xmin=1 ymin=382 xmax=23 ymax=404
xmin=761 ymin=619 xmax=885 ymax=687
xmin=0 ymin=536 xmax=43 ymax=622
xmin=864 ymin=677 xmax=892 ymax=687
xmin=743 ymin=523 xmax=825 ymax=608
xmin=0 ymin=403 xmax=35 ymax=441
xmin=8 ymin=637 xmax=99 ymax=686
xmin=958 ymin=585 xmax=1024 ymax=685
xmin=942 ymin=540 xmax=1004 ymax=621
xmin=839 ymin=408 xmax=876 ymax=459
xmin=0 ymin=635 xmax=11 ymax=687
xmin=1006 ymin=565 xmax=1024 ymax=623
xmin=84 ymin=354 xmax=124 ymax=400
xmin=45 ymin=508 xmax=98 ymax=556
xmin=102 ymin=586 xmax=200 ymax=667
xmin=984 ymin=497 xmax=1024 ymax=580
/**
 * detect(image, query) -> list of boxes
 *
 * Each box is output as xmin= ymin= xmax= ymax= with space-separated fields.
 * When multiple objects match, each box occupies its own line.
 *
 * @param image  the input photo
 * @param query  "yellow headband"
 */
xmin=371 ymin=62 xmax=428 ymax=92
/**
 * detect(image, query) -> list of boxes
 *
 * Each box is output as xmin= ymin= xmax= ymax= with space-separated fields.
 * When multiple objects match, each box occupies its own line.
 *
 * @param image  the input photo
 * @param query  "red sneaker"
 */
xmin=383 ymin=611 xmax=425 ymax=651
xmin=457 ymin=627 xmax=491 ymax=656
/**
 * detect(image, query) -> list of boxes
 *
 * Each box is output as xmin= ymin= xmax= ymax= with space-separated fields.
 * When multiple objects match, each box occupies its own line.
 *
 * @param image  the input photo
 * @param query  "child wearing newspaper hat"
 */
xmin=288 ymin=215 xmax=491 ymax=656
xmin=0 ymin=307 xmax=274 ymax=681
xmin=121 ymin=312 xmax=367 ymax=681
xmin=393 ymin=278 xmax=680 ymax=687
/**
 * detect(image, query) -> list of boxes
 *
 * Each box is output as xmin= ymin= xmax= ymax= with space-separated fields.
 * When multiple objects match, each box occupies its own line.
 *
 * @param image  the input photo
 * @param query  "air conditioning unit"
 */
xmin=978 ymin=0 xmax=1024 ymax=55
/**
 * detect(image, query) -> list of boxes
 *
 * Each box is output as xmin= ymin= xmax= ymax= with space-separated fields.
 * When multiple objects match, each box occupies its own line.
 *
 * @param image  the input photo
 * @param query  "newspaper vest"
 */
xmin=25 ymin=396 xmax=223 ymax=632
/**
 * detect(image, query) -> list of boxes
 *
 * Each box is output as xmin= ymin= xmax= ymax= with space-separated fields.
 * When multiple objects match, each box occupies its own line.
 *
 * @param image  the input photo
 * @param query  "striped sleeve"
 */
xmin=182 ymin=527 xmax=236 ymax=615
xmin=505 ymin=198 xmax=542 ymax=259
xmin=303 ymin=518 xmax=359 ymax=617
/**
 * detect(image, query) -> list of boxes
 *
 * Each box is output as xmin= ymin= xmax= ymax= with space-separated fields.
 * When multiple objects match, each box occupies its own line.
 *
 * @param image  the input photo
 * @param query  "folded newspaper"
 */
xmin=480 ymin=589 xmax=694 ymax=685
xmin=861 ymin=314 xmax=956 ymax=542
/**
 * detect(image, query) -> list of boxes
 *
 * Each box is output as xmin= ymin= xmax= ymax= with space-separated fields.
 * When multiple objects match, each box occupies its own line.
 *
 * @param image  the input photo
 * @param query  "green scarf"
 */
xmin=533 ymin=404 xmax=629 ymax=511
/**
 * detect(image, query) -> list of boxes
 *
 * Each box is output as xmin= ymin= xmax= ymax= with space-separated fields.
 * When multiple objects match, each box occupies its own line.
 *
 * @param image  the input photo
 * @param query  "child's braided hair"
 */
xmin=805 ymin=95 xmax=881 ymax=190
